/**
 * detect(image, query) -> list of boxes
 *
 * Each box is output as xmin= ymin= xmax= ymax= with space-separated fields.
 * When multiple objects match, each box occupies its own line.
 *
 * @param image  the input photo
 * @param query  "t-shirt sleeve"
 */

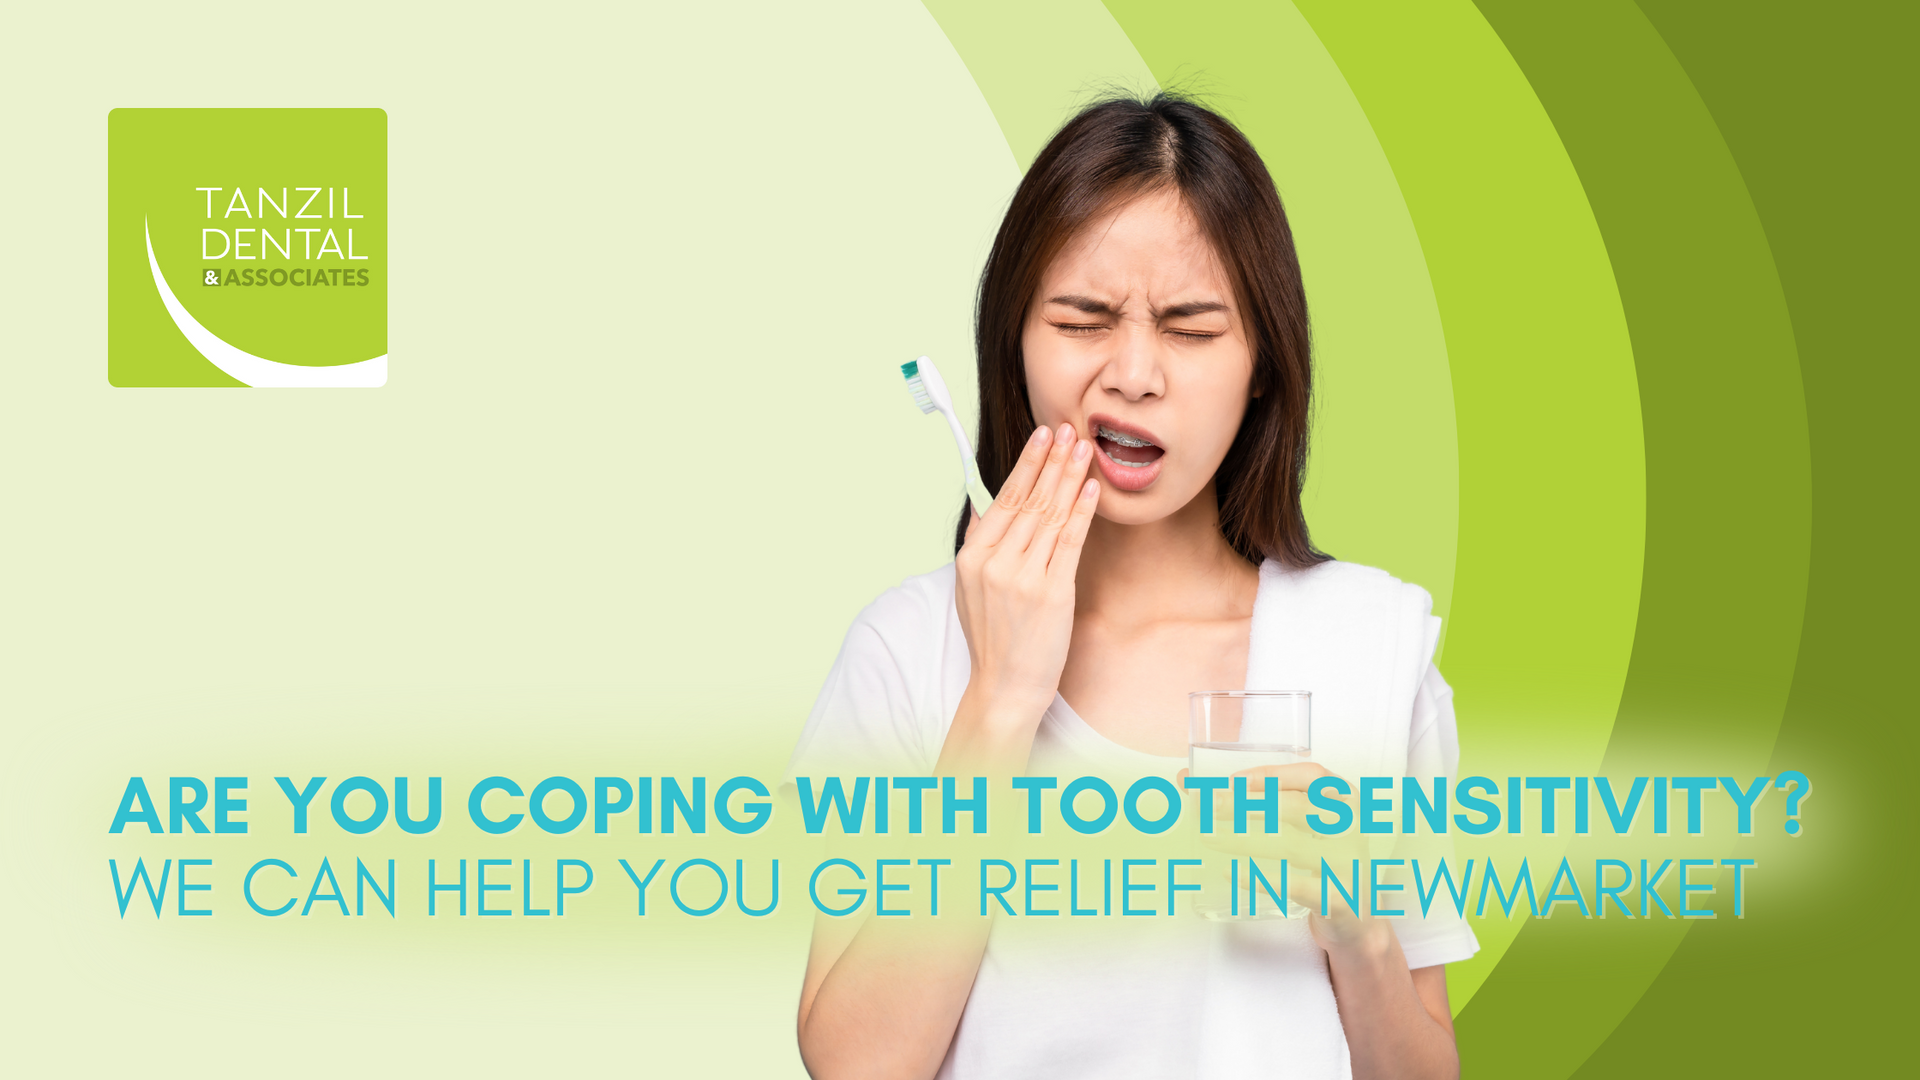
xmin=1389 ymin=662 xmax=1482 ymax=971
xmin=784 ymin=601 xmax=943 ymax=787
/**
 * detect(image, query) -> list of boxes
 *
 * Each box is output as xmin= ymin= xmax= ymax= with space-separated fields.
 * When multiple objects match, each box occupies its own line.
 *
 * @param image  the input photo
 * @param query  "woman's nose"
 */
xmin=1099 ymin=324 xmax=1167 ymax=401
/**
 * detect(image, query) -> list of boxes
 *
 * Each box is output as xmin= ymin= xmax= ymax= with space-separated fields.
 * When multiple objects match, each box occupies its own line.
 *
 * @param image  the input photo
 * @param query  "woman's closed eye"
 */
xmin=1049 ymin=320 xmax=1111 ymax=335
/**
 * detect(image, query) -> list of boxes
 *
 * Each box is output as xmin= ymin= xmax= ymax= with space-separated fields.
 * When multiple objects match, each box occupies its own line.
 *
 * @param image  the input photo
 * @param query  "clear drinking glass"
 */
xmin=1188 ymin=691 xmax=1311 ymax=920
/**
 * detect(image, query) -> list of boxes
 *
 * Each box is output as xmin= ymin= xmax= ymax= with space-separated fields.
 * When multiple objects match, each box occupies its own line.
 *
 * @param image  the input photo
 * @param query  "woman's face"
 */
xmin=1022 ymin=187 xmax=1255 ymax=526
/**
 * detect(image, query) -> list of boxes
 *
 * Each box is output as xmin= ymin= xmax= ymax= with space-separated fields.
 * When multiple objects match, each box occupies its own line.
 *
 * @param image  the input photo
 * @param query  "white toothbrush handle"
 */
xmin=942 ymin=410 xmax=995 ymax=517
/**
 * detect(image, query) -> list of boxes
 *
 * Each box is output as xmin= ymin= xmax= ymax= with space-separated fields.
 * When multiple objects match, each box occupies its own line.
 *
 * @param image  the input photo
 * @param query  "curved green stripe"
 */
xmin=1284 ymin=0 xmax=1646 ymax=1014
xmin=1574 ymin=2 xmax=1913 ymax=1073
xmin=1439 ymin=3 xmax=1813 ymax=1075
xmin=920 ymin=0 xmax=1157 ymax=168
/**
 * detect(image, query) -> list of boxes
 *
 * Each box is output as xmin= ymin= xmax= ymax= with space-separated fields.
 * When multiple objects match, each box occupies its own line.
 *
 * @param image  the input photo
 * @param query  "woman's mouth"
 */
xmin=1091 ymin=418 xmax=1165 ymax=492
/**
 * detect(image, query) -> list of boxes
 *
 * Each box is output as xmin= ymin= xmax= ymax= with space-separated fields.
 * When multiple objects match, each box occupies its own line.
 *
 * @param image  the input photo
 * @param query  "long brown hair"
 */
xmin=959 ymin=92 xmax=1328 ymax=569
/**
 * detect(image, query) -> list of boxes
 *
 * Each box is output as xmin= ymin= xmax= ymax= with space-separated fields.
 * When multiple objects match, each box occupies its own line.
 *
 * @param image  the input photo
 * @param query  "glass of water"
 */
xmin=1188 ymin=691 xmax=1311 ymax=920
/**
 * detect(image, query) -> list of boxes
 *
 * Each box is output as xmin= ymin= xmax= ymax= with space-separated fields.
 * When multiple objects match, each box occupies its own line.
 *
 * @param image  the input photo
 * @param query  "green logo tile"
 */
xmin=107 ymin=108 xmax=387 ymax=387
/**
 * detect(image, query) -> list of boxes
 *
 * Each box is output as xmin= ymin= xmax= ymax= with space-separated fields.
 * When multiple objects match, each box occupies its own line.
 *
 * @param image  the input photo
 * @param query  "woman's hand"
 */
xmin=1303 ymin=869 xmax=1391 ymax=958
xmin=943 ymin=423 xmax=1099 ymax=766
xmin=1198 ymin=762 xmax=1393 ymax=957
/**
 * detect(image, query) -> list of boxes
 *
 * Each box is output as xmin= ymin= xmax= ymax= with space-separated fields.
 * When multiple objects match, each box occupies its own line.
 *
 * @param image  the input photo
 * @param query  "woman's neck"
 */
xmin=1074 ymin=483 xmax=1258 ymax=622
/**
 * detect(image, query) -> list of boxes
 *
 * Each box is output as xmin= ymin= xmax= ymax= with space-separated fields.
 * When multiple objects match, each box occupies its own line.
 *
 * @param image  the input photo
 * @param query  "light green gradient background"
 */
xmin=6 ymin=1 xmax=1010 ymax=1073
xmin=0 ymin=0 xmax=1903 ymax=1076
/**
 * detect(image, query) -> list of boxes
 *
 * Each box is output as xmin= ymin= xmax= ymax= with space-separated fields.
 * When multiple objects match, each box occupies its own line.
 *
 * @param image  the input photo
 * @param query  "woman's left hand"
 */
xmin=1300 ymin=870 xmax=1392 ymax=957
xmin=1195 ymin=762 xmax=1393 ymax=957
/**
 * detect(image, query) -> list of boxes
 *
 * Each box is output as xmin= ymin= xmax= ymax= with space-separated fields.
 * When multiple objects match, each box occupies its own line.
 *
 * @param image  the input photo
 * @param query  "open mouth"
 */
xmin=1095 ymin=423 xmax=1165 ymax=469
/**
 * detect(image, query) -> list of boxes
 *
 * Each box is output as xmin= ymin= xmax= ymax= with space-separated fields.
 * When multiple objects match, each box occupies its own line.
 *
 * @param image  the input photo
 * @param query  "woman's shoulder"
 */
xmin=846 ymin=562 xmax=958 ymax=644
xmin=827 ymin=562 xmax=967 ymax=689
xmin=1260 ymin=557 xmax=1435 ymax=616
xmin=788 ymin=564 xmax=962 ymax=780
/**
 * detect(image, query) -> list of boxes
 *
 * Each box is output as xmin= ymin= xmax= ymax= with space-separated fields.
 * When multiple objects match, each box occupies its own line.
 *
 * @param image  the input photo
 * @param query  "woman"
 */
xmin=787 ymin=93 xmax=1475 ymax=1079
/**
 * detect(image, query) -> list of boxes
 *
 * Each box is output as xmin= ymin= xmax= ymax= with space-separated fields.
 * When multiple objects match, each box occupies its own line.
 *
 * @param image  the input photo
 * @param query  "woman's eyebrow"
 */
xmin=1045 ymin=295 xmax=1228 ymax=318
xmin=1155 ymin=300 xmax=1229 ymax=319
xmin=1045 ymin=294 xmax=1117 ymax=315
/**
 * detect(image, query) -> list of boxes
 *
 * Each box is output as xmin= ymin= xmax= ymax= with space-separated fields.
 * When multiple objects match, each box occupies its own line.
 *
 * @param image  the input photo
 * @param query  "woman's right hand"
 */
xmin=947 ymin=422 xmax=1100 ymax=756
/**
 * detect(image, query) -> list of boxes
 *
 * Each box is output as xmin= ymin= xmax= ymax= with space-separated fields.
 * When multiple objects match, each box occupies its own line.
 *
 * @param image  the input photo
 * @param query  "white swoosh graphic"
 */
xmin=144 ymin=218 xmax=387 ymax=387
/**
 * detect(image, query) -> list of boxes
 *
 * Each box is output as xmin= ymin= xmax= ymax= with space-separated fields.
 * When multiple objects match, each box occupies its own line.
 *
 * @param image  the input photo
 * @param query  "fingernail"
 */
xmin=1082 ymin=479 xmax=1099 ymax=499
xmin=1032 ymin=426 xmax=1051 ymax=445
xmin=1073 ymin=439 xmax=1090 ymax=462
xmin=1058 ymin=422 xmax=1074 ymax=442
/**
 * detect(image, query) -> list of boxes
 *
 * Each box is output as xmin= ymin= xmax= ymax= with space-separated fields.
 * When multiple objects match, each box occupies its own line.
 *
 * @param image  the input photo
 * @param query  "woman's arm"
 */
xmin=795 ymin=687 xmax=1033 ymax=1080
xmin=1323 ymin=930 xmax=1459 ymax=1080
xmin=796 ymin=425 xmax=1098 ymax=1079
xmin=796 ymin=879 xmax=993 ymax=1080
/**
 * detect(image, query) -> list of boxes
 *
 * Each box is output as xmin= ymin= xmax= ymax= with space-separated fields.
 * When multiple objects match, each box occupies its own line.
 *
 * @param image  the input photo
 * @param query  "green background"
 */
xmin=0 ymin=1 xmax=1911 ymax=1075
xmin=107 ymin=109 xmax=387 ymax=384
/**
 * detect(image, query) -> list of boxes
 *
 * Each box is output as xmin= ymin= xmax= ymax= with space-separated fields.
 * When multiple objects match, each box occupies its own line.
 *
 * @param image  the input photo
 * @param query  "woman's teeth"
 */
xmin=1095 ymin=424 xmax=1162 ymax=468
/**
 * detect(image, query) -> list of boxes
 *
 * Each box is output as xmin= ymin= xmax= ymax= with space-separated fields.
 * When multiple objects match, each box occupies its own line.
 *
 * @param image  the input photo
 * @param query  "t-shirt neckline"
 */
xmin=1042 ymin=693 xmax=1189 ymax=771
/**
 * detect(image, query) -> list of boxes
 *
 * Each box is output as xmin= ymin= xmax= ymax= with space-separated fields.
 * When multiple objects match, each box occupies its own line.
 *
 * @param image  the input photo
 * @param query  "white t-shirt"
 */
xmin=787 ymin=563 xmax=1479 ymax=1079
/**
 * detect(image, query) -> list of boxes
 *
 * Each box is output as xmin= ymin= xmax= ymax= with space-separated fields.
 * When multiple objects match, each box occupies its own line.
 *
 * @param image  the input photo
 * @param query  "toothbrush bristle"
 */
xmin=904 ymin=375 xmax=936 ymax=414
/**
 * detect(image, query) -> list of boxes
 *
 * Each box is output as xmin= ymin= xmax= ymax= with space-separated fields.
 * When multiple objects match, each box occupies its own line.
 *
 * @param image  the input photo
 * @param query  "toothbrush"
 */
xmin=901 ymin=355 xmax=996 ymax=517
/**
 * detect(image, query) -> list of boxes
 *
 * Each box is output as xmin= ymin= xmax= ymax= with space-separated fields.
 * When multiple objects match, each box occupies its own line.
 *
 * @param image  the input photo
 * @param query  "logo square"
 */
xmin=107 ymin=108 xmax=387 ymax=387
